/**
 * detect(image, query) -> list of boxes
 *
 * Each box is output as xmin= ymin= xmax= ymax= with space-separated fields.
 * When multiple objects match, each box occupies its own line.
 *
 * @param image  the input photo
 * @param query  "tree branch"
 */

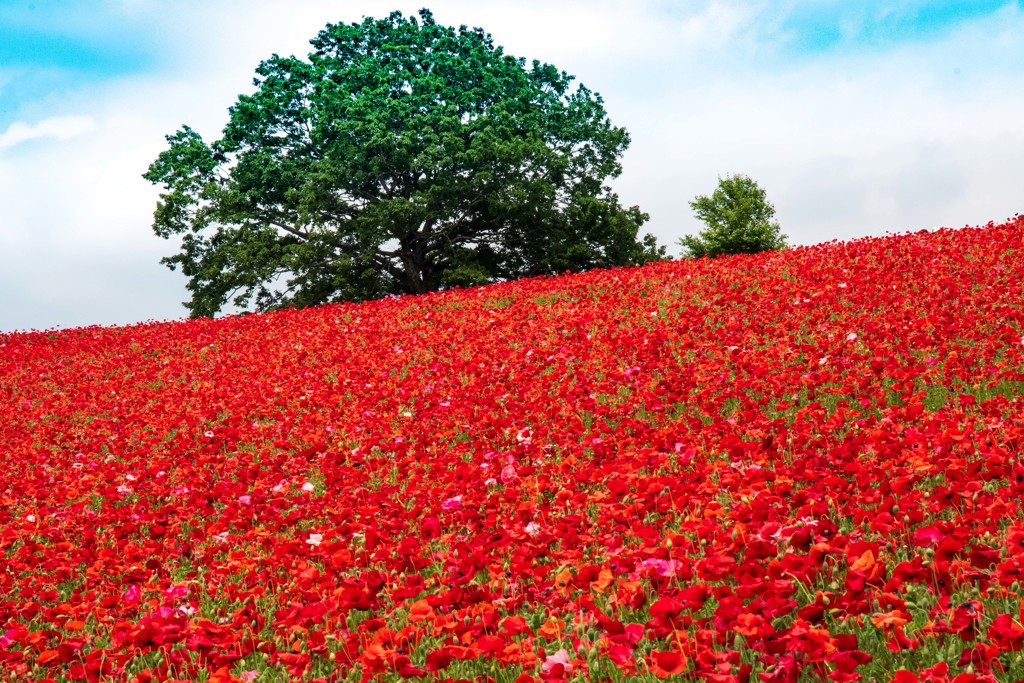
xmin=372 ymin=251 xmax=407 ymax=283
xmin=270 ymin=220 xmax=309 ymax=241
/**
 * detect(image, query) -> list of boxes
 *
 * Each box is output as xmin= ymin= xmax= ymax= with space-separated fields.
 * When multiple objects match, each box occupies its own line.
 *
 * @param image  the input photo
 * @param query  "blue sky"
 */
xmin=779 ymin=1 xmax=1015 ymax=52
xmin=1 ymin=0 xmax=1023 ymax=331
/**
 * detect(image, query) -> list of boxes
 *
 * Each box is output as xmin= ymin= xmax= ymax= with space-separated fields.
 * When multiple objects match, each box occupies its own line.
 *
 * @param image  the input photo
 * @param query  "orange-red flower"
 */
xmin=648 ymin=649 xmax=687 ymax=678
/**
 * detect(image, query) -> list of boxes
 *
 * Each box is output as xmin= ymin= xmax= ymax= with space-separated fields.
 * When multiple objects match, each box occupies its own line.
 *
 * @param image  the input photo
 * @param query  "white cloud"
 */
xmin=0 ymin=115 xmax=96 ymax=150
xmin=608 ymin=1 xmax=1024 ymax=248
xmin=2 ymin=1 xmax=1024 ymax=331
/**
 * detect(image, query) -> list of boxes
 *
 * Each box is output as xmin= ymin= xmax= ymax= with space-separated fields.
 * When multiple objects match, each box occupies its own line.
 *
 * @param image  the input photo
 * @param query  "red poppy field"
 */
xmin=3 ymin=217 xmax=1024 ymax=683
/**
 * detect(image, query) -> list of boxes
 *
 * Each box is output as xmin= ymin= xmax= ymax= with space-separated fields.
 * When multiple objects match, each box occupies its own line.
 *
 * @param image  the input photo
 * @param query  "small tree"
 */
xmin=680 ymin=174 xmax=787 ymax=258
xmin=144 ymin=9 xmax=664 ymax=318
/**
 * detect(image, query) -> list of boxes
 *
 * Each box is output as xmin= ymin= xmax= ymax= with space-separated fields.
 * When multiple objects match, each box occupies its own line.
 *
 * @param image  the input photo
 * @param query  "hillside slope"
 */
xmin=2 ymin=216 xmax=1024 ymax=681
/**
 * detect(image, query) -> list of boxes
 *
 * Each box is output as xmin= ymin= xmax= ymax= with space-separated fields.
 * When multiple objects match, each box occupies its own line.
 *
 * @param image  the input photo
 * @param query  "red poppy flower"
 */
xmin=648 ymin=649 xmax=687 ymax=678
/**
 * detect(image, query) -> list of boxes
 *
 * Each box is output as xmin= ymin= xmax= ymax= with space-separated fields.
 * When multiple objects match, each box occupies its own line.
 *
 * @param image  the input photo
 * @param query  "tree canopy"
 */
xmin=144 ymin=9 xmax=663 ymax=317
xmin=680 ymin=174 xmax=787 ymax=258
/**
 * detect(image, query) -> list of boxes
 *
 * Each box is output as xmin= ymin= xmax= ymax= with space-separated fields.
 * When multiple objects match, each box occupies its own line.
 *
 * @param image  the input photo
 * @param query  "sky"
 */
xmin=1 ymin=0 xmax=1023 ymax=332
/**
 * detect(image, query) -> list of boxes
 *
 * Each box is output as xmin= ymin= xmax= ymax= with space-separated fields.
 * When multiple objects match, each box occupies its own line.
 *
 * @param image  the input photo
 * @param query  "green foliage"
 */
xmin=680 ymin=174 xmax=787 ymax=258
xmin=144 ymin=9 xmax=664 ymax=317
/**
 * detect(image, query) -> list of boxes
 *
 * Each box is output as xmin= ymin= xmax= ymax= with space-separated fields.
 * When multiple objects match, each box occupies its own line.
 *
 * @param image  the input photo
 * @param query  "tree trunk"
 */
xmin=400 ymin=249 xmax=432 ymax=294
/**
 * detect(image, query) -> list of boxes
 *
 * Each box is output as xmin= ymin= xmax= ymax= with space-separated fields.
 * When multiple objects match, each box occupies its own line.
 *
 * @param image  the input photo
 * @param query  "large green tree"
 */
xmin=680 ymin=174 xmax=787 ymax=258
xmin=145 ymin=9 xmax=663 ymax=317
